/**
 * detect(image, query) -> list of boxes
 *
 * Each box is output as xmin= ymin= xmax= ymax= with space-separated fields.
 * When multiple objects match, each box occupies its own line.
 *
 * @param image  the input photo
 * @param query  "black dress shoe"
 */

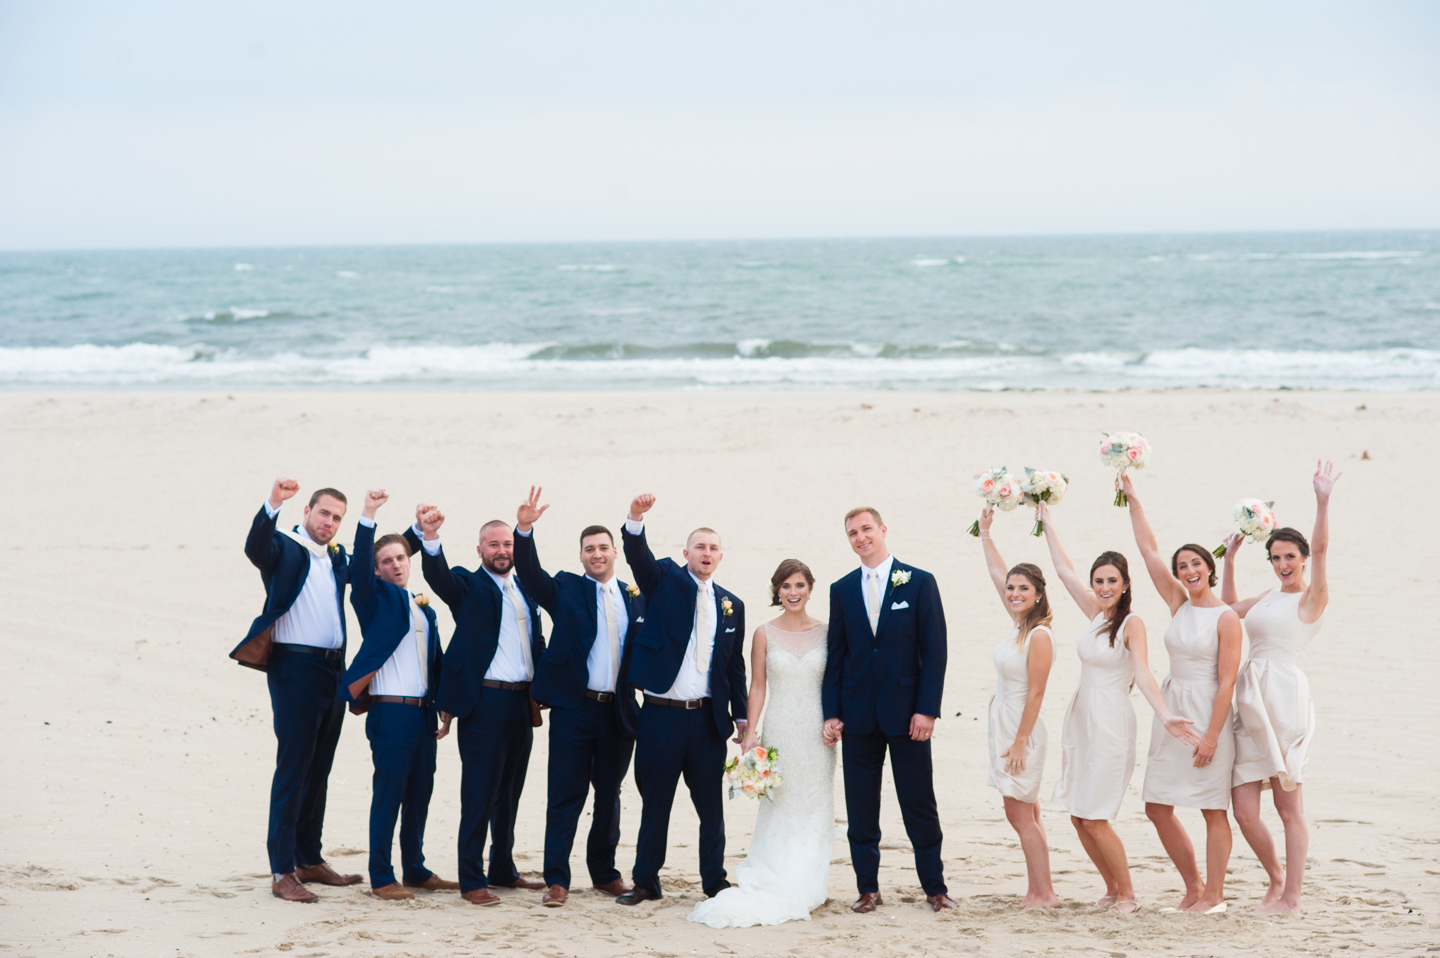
xmin=616 ymin=887 xmax=661 ymax=906
xmin=704 ymin=880 xmax=731 ymax=899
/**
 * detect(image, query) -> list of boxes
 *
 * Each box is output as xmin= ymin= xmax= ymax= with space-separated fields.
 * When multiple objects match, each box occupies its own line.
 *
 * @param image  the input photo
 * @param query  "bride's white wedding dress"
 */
xmin=688 ymin=622 xmax=836 ymax=928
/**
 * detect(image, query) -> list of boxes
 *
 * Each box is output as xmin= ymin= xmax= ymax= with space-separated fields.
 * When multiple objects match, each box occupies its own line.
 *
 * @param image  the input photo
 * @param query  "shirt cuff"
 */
xmin=624 ymin=517 xmax=644 ymax=536
xmin=263 ymin=500 xmax=280 ymax=519
xmin=421 ymin=536 xmax=442 ymax=556
xmin=516 ymin=527 xmax=532 ymax=537
xmin=358 ymin=515 xmax=375 ymax=528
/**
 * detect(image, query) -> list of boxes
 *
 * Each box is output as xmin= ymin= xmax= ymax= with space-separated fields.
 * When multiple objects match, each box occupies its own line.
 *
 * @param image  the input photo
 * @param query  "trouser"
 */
xmin=630 ymin=702 xmax=727 ymax=897
xmin=365 ymin=702 xmax=438 ymax=889
xmin=842 ymin=727 xmax=947 ymax=896
xmin=265 ymin=647 xmax=345 ymax=875
xmin=455 ymin=687 xmax=533 ymax=892
xmin=543 ymin=697 xmax=635 ymax=889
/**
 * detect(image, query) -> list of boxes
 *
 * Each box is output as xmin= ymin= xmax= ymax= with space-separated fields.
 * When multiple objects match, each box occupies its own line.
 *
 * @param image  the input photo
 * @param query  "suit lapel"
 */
xmin=874 ymin=563 xmax=900 ymax=641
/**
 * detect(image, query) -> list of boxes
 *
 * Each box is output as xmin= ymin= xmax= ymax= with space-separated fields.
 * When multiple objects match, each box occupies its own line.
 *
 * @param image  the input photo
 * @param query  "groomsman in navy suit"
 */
xmin=510 ymin=487 xmax=646 ymax=907
xmin=233 ymin=478 xmax=362 ymax=903
xmin=342 ymin=489 xmax=460 ymax=900
xmin=615 ymin=493 xmax=747 ymax=906
xmin=821 ymin=507 xmax=956 ymax=913
xmin=412 ymin=504 xmax=547 ymax=905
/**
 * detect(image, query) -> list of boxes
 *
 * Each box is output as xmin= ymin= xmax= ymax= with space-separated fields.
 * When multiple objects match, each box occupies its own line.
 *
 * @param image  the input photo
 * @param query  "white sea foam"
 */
xmin=910 ymin=258 xmax=950 ymax=267
xmin=1288 ymin=251 xmax=1423 ymax=261
xmin=234 ymin=263 xmax=254 ymax=271
xmin=737 ymin=339 xmax=770 ymax=357
xmin=336 ymin=270 xmax=359 ymax=278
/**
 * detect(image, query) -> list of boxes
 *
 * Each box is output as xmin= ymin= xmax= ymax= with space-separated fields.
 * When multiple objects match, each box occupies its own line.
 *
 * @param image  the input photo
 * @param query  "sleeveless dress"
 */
xmin=1141 ymin=602 xmax=1234 ymax=809
xmin=987 ymin=626 xmax=1049 ymax=803
xmin=688 ymin=622 xmax=836 ymax=928
xmin=1051 ymin=613 xmax=1138 ymax=821
xmin=1232 ymin=590 xmax=1319 ymax=791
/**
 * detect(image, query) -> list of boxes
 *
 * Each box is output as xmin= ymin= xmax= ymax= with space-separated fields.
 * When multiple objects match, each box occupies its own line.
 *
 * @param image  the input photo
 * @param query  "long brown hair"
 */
xmin=1007 ymin=563 xmax=1053 ymax=645
xmin=1089 ymin=551 xmax=1132 ymax=647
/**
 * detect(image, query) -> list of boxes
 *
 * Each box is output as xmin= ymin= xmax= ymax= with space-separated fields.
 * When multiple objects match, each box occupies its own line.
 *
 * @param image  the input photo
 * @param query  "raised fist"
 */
xmin=418 ymin=507 xmax=445 ymax=539
xmin=269 ymin=478 xmax=300 ymax=509
xmin=362 ymin=488 xmax=388 ymax=519
xmin=628 ymin=493 xmax=657 ymax=520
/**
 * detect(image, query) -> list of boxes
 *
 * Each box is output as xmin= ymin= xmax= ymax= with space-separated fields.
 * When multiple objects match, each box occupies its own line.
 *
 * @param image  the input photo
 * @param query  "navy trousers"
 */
xmin=455 ymin=687 xmax=533 ymax=892
xmin=841 ymin=728 xmax=947 ymax=896
xmin=543 ymin=697 xmax=634 ymax=889
xmin=265 ymin=647 xmax=346 ymax=875
xmin=630 ymin=702 xmax=728 ymax=898
xmin=365 ymin=702 xmax=438 ymax=889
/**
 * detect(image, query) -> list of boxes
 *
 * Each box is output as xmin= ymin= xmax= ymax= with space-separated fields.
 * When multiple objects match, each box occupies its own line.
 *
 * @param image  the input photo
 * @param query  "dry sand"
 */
xmin=2 ymin=389 xmax=1436 ymax=957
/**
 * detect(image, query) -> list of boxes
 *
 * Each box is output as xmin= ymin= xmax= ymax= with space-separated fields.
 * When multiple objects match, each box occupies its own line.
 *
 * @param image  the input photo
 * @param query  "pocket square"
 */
xmin=890 ymin=600 xmax=909 ymax=610
xmin=635 ymin=617 xmax=645 ymax=623
xmin=725 ymin=627 xmax=736 ymax=633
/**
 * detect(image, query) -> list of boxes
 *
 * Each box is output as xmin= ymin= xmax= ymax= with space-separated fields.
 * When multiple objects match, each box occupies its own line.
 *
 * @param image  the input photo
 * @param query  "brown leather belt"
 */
xmin=482 ymin=680 xmax=532 ymax=692
xmin=644 ymin=694 xmax=710 ymax=710
xmin=372 ymin=695 xmax=427 ymax=706
xmin=585 ymin=690 xmax=615 ymax=703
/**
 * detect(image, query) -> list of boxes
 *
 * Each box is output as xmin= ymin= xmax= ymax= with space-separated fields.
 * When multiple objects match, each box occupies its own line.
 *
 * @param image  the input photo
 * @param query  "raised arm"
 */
xmin=512 ymin=486 xmax=559 ymax=612
xmin=1039 ymin=503 xmax=1100 ymax=619
xmin=999 ymin=627 xmax=1052 ymax=776
xmin=738 ymin=625 xmax=768 ymax=752
xmin=415 ymin=506 xmax=467 ymax=608
xmin=620 ymin=493 xmax=663 ymax=595
xmin=349 ymin=488 xmax=387 ymax=615
xmin=1218 ymin=533 xmax=1265 ymax=618
xmin=1122 ymin=475 xmax=1186 ymax=612
xmin=1125 ymin=615 xmax=1199 ymax=745
xmin=1191 ymin=609 xmax=1242 ymax=768
xmin=244 ymin=477 xmax=298 ymax=572
xmin=977 ymin=508 xmax=1010 ymax=603
xmin=1301 ymin=459 xmax=1339 ymax=623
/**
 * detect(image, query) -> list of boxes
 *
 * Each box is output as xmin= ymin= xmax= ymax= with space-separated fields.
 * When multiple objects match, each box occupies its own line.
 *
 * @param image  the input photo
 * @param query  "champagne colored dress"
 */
xmin=1141 ymin=602 xmax=1234 ymax=810
xmin=1232 ymin=590 xmax=1319 ymax=791
xmin=988 ymin=626 xmax=1049 ymax=803
xmin=1051 ymin=613 xmax=1138 ymax=821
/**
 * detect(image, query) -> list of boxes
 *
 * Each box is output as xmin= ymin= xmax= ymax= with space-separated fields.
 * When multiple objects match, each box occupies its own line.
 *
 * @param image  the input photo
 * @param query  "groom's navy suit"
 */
xmin=823 ymin=558 xmax=948 ymax=897
xmin=621 ymin=523 xmax=746 ymax=898
xmin=344 ymin=520 xmax=445 ymax=890
xmin=513 ymin=529 xmax=645 ymax=890
xmin=235 ymin=503 xmax=351 ymax=877
xmin=415 ymin=535 xmax=545 ymax=893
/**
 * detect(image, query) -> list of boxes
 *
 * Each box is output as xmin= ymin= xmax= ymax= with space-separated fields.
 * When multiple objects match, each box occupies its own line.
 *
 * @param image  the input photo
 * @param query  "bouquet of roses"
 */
xmin=1020 ymin=468 xmax=1068 ymax=536
xmin=967 ymin=466 xmax=1025 ymax=536
xmin=1213 ymin=499 xmax=1277 ymax=557
xmin=724 ymin=745 xmax=783 ymax=801
xmin=1100 ymin=431 xmax=1152 ymax=506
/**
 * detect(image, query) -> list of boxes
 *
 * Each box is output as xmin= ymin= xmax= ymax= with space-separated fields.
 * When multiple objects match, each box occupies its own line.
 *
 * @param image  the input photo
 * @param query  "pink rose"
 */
xmin=1127 ymin=447 xmax=1141 ymax=462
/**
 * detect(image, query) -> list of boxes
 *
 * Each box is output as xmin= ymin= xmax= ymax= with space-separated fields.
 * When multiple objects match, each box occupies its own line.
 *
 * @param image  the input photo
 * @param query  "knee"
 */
xmin=1275 ymin=803 xmax=1306 ymax=828
xmin=1232 ymin=804 xmax=1259 ymax=828
xmin=1076 ymin=817 xmax=1104 ymax=837
xmin=1004 ymin=803 xmax=1030 ymax=830
xmin=1145 ymin=804 xmax=1170 ymax=826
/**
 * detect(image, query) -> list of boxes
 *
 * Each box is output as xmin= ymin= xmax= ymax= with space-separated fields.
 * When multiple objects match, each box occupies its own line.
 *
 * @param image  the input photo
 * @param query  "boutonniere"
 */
xmin=415 ymin=594 xmax=430 ymax=608
xmin=328 ymin=542 xmax=340 ymax=555
xmin=625 ymin=584 xmax=640 ymax=598
xmin=891 ymin=569 xmax=911 ymax=587
xmin=720 ymin=596 xmax=734 ymax=617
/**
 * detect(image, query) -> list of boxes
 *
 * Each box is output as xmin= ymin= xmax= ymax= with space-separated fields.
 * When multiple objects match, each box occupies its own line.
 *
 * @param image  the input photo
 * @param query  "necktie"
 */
xmin=503 ymin=576 xmax=535 ymax=676
xmin=411 ymin=595 xmax=428 ymax=689
xmin=694 ymin=582 xmax=713 ymax=674
xmin=603 ymin=583 xmax=621 ymax=689
xmin=866 ymin=570 xmax=881 ymax=635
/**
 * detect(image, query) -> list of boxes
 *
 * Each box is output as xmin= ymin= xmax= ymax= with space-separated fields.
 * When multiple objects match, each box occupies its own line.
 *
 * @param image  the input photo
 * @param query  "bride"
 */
xmin=688 ymin=559 xmax=837 ymax=928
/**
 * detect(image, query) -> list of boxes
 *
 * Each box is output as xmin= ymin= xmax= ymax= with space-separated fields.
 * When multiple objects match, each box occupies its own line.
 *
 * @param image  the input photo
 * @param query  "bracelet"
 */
xmin=979 ymin=534 xmax=992 ymax=540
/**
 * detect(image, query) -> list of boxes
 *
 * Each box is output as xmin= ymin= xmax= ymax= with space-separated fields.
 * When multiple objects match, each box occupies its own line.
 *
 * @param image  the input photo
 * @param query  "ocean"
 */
xmin=1 ymin=232 xmax=1436 ymax=390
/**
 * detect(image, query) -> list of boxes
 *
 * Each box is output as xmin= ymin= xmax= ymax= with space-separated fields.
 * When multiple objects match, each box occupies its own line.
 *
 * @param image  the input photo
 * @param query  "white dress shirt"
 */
xmin=861 ymin=554 xmax=896 ymax=632
xmin=370 ymin=593 xmax=430 ymax=697
xmin=586 ymin=575 xmax=630 ymax=692
xmin=626 ymin=517 xmax=716 ymax=700
xmin=265 ymin=500 xmax=344 ymax=650
xmin=483 ymin=566 xmax=535 ymax=683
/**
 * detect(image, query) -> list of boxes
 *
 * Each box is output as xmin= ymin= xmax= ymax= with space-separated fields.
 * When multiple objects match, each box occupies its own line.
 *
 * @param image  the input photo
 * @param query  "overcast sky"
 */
xmin=1 ymin=1 xmax=1437 ymax=250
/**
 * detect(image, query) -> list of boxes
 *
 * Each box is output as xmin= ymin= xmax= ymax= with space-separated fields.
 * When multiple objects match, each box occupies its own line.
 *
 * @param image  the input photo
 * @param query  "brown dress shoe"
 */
xmin=272 ymin=873 xmax=319 ymax=903
xmin=295 ymin=862 xmax=363 ymax=886
xmin=591 ymin=878 xmax=631 ymax=897
xmin=403 ymin=874 xmax=461 ymax=891
xmin=927 ymin=893 xmax=957 ymax=912
xmin=542 ymin=885 xmax=568 ymax=907
xmin=492 ymin=875 xmax=546 ymax=890
xmin=851 ymin=891 xmax=883 ymax=913
xmin=461 ymin=887 xmax=502 ymax=906
xmin=372 ymin=883 xmax=415 ymax=901
xmin=615 ymin=886 xmax=661 ymax=906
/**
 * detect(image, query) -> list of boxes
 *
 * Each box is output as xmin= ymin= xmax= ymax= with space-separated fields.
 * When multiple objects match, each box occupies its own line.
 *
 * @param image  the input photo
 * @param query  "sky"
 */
xmin=1 ymin=1 xmax=1438 ymax=250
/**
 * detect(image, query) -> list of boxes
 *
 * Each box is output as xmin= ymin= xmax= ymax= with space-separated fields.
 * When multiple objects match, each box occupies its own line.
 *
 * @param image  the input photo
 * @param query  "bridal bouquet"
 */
xmin=967 ymin=466 xmax=1025 ymax=536
xmin=1020 ymin=468 xmax=1068 ymax=536
xmin=1100 ymin=431 xmax=1152 ymax=506
xmin=724 ymin=746 xmax=783 ymax=801
xmin=1213 ymin=499 xmax=1277 ymax=557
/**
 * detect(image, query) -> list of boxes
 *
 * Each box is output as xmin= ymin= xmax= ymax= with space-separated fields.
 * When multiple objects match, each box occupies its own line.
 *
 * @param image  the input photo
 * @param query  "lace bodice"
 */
xmin=759 ymin=622 xmax=828 ymax=744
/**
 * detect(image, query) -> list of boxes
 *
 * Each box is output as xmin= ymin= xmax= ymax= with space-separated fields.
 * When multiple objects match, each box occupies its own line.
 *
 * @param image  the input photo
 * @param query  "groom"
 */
xmin=822 ymin=506 xmax=955 ymax=912
xmin=615 ymin=493 xmax=747 ymax=905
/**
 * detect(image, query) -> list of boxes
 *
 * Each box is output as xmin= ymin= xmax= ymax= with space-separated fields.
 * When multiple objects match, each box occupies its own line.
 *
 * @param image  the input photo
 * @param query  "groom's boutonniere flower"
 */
xmin=626 ymin=584 xmax=640 ymax=598
xmin=891 ymin=569 xmax=911 ymax=587
xmin=328 ymin=542 xmax=340 ymax=555
xmin=720 ymin=596 xmax=734 ymax=617
xmin=415 ymin=594 xmax=430 ymax=608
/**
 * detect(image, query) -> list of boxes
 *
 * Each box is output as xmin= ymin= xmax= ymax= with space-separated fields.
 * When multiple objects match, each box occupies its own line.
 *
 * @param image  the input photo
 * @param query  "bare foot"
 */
xmin=1253 ymin=898 xmax=1301 ymax=915
xmin=1095 ymin=895 xmax=1117 ymax=909
xmin=1021 ymin=895 xmax=1061 ymax=910
xmin=1256 ymin=875 xmax=1285 ymax=908
xmin=1176 ymin=888 xmax=1202 ymax=910
xmin=1111 ymin=899 xmax=1139 ymax=914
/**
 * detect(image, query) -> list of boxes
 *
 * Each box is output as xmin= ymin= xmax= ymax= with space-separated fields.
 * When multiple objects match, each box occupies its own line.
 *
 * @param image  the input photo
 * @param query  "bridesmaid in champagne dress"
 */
xmin=977 ymin=508 xmax=1060 ymax=909
xmin=1219 ymin=460 xmax=1339 ymax=914
xmin=1038 ymin=504 xmax=1198 ymax=913
xmin=1123 ymin=475 xmax=1243 ymax=914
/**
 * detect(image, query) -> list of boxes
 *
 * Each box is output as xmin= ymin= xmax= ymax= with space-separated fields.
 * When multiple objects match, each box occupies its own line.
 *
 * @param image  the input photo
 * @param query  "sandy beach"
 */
xmin=2 ymin=388 xmax=1436 ymax=957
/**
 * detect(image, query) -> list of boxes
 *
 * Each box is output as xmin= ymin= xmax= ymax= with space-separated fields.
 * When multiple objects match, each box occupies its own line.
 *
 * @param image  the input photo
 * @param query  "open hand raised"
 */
xmin=1313 ymin=459 xmax=1341 ymax=501
xmin=269 ymin=477 xmax=300 ymax=509
xmin=362 ymin=488 xmax=388 ymax=518
xmin=628 ymin=493 xmax=656 ymax=521
xmin=418 ymin=506 xmax=445 ymax=539
xmin=516 ymin=486 xmax=550 ymax=532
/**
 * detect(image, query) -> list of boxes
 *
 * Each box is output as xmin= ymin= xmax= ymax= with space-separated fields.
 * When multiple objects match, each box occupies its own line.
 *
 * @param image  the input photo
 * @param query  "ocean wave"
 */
xmin=183 ymin=307 xmax=276 ymax=323
xmin=3 ymin=342 xmax=1437 ymax=389
xmin=1288 ymin=250 xmax=1423 ymax=261
xmin=909 ymin=258 xmax=951 ymax=267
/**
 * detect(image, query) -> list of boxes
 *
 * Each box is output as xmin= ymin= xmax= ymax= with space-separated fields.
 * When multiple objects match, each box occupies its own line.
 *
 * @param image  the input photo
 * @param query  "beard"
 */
xmin=482 ymin=554 xmax=513 ymax=575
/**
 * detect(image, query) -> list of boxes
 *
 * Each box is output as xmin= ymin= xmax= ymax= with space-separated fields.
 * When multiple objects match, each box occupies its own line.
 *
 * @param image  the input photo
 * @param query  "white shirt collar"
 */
xmin=862 ymin=554 xmax=895 ymax=583
xmin=484 ymin=567 xmax=515 ymax=590
xmin=688 ymin=570 xmax=713 ymax=592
